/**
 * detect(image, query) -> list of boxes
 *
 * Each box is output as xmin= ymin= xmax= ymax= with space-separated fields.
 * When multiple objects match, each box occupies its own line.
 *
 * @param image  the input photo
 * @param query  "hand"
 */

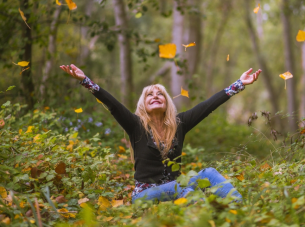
xmin=59 ymin=64 xmax=86 ymax=81
xmin=240 ymin=68 xmax=262 ymax=85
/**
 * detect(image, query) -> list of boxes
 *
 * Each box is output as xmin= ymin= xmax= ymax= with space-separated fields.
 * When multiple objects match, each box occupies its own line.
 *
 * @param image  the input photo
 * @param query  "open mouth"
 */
xmin=151 ymin=101 xmax=161 ymax=104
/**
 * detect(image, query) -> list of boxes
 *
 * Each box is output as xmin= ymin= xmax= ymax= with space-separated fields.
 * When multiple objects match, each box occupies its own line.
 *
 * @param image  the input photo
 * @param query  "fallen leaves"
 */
xmin=182 ymin=42 xmax=196 ymax=51
xmin=296 ymin=30 xmax=305 ymax=42
xmin=55 ymin=161 xmax=66 ymax=174
xmin=159 ymin=43 xmax=176 ymax=59
xmin=253 ymin=3 xmax=260 ymax=14
xmin=0 ymin=187 xmax=7 ymax=199
xmin=0 ymin=119 xmax=5 ymax=129
xmin=173 ymin=87 xmax=189 ymax=99
xmin=279 ymin=71 xmax=293 ymax=89
xmin=174 ymin=198 xmax=187 ymax=205
xmin=19 ymin=8 xmax=31 ymax=29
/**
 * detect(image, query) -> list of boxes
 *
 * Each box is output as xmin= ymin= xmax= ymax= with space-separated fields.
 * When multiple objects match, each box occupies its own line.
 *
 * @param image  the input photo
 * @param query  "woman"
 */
xmin=60 ymin=64 xmax=261 ymax=203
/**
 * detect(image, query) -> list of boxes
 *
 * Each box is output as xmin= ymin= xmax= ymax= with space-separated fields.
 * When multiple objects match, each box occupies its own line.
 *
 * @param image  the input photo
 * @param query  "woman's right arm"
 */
xmin=60 ymin=64 xmax=138 ymax=135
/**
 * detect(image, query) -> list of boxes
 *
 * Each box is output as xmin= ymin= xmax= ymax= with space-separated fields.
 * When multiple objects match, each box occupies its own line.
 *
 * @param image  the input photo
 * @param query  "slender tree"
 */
xmin=113 ymin=0 xmax=133 ymax=109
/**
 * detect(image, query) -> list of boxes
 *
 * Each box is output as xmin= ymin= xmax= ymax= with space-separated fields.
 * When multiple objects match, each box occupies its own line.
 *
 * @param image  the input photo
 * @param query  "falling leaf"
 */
xmin=20 ymin=67 xmax=30 ymax=75
xmin=111 ymin=200 xmax=123 ymax=208
xmin=19 ymin=8 xmax=31 ymax=29
xmin=229 ymin=209 xmax=237 ymax=215
xmin=75 ymin=108 xmax=83 ymax=113
xmin=182 ymin=42 xmax=196 ymax=51
xmin=253 ymin=3 xmax=260 ymax=14
xmin=181 ymin=87 xmax=189 ymax=98
xmin=65 ymin=0 xmax=77 ymax=10
xmin=174 ymin=198 xmax=187 ymax=205
xmin=159 ymin=43 xmax=176 ymax=59
xmin=227 ymin=54 xmax=230 ymax=61
xmin=97 ymin=196 xmax=111 ymax=211
xmin=0 ymin=187 xmax=7 ymax=198
xmin=296 ymin=30 xmax=305 ymax=42
xmin=55 ymin=161 xmax=66 ymax=174
xmin=56 ymin=0 xmax=62 ymax=5
xmin=26 ymin=126 xmax=34 ymax=133
xmin=13 ymin=61 xmax=30 ymax=67
xmin=279 ymin=71 xmax=293 ymax=89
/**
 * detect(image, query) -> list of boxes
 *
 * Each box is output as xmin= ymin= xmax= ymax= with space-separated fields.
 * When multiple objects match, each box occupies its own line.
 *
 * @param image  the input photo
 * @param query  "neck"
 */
xmin=149 ymin=113 xmax=165 ymax=131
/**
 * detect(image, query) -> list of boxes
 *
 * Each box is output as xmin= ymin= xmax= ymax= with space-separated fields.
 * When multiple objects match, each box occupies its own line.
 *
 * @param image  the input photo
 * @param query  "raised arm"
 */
xmin=178 ymin=68 xmax=261 ymax=133
xmin=60 ymin=64 xmax=138 ymax=135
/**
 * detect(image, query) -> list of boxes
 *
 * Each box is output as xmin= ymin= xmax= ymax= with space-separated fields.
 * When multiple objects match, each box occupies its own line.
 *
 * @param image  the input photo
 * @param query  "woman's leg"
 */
xmin=187 ymin=167 xmax=242 ymax=199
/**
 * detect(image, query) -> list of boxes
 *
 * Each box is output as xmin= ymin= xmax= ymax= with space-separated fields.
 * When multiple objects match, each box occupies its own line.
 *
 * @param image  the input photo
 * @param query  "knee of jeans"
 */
xmin=203 ymin=167 xmax=218 ymax=175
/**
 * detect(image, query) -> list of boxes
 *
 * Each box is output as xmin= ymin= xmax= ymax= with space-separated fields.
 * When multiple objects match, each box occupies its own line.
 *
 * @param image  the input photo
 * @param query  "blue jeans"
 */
xmin=132 ymin=167 xmax=242 ymax=203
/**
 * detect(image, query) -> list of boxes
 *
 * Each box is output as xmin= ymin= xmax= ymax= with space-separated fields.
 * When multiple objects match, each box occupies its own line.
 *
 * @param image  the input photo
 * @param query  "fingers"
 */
xmin=245 ymin=68 xmax=253 ymax=75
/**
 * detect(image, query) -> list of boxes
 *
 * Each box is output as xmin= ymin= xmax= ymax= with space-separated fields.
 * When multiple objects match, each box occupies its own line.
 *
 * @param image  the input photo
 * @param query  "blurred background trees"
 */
xmin=1 ymin=0 xmax=305 ymax=136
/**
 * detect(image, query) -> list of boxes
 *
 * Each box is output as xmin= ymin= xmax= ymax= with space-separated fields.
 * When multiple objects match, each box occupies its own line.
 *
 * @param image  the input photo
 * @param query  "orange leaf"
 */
xmin=97 ymin=196 xmax=111 ymax=211
xmin=65 ymin=0 xmax=77 ymax=10
xmin=227 ymin=54 xmax=230 ymax=61
xmin=182 ymin=42 xmax=196 ymax=51
xmin=253 ymin=3 xmax=260 ymax=14
xmin=296 ymin=30 xmax=305 ymax=42
xmin=0 ymin=119 xmax=5 ymax=129
xmin=159 ymin=43 xmax=176 ymax=59
xmin=56 ymin=0 xmax=62 ymax=6
xmin=229 ymin=209 xmax=237 ymax=215
xmin=235 ymin=173 xmax=244 ymax=181
xmin=181 ymin=87 xmax=189 ymax=98
xmin=300 ymin=128 xmax=305 ymax=134
xmin=279 ymin=71 xmax=293 ymax=89
xmin=111 ymin=200 xmax=123 ymax=208
xmin=19 ymin=8 xmax=31 ymax=29
xmin=260 ymin=163 xmax=271 ymax=172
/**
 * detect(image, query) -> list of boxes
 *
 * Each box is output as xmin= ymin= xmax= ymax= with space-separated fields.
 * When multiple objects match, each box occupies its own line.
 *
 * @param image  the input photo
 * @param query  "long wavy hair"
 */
xmin=129 ymin=84 xmax=178 ymax=163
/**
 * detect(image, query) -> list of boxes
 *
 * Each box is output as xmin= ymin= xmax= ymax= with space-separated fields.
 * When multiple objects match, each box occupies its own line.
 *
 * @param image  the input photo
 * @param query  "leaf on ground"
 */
xmin=97 ymin=196 xmax=111 ymax=211
xmin=253 ymin=3 xmax=260 ymax=14
xmin=159 ymin=43 xmax=176 ymax=59
xmin=229 ymin=209 xmax=237 ymax=215
xmin=0 ymin=119 xmax=5 ymax=128
xmin=19 ymin=8 xmax=31 ymax=29
xmin=174 ymin=198 xmax=187 ymax=205
xmin=57 ymin=208 xmax=76 ymax=218
xmin=55 ymin=161 xmax=66 ymax=174
xmin=26 ymin=126 xmax=34 ymax=133
xmin=65 ymin=0 xmax=77 ymax=10
xmin=75 ymin=108 xmax=83 ymax=113
xmin=236 ymin=173 xmax=244 ymax=181
xmin=296 ymin=30 xmax=305 ymax=42
xmin=78 ymin=197 xmax=89 ymax=205
xmin=182 ymin=42 xmax=196 ymax=51
xmin=260 ymin=163 xmax=271 ymax=172
xmin=111 ymin=200 xmax=123 ymax=208
xmin=0 ymin=187 xmax=7 ymax=198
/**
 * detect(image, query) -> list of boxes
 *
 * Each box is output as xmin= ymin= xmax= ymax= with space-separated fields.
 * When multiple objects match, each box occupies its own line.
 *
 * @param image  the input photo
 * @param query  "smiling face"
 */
xmin=144 ymin=87 xmax=167 ymax=115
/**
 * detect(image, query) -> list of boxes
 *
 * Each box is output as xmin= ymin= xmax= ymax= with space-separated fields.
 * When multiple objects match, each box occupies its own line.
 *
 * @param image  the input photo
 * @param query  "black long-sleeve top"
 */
xmin=80 ymin=77 xmax=245 ymax=184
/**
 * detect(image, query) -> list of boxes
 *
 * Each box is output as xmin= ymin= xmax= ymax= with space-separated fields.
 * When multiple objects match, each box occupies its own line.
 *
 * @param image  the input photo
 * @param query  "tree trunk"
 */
xmin=20 ymin=0 xmax=35 ymax=109
xmin=184 ymin=0 xmax=201 ymax=79
xmin=280 ymin=0 xmax=298 ymax=132
xmin=40 ymin=6 xmax=62 ymax=99
xmin=205 ymin=1 xmax=231 ymax=97
xmin=256 ymin=0 xmax=264 ymax=39
xmin=171 ymin=0 xmax=185 ymax=110
xmin=113 ymin=0 xmax=133 ymax=109
xmin=244 ymin=0 xmax=282 ymax=128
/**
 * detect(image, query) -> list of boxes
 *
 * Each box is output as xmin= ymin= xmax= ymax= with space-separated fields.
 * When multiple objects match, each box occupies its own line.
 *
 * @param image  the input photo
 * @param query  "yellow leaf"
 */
xmin=181 ymin=87 xmax=189 ymax=98
xmin=182 ymin=42 xmax=196 ymax=51
xmin=2 ymin=217 xmax=10 ymax=225
xmin=13 ymin=61 xmax=30 ymax=67
xmin=19 ymin=201 xmax=26 ymax=208
xmin=135 ymin=12 xmax=142 ymax=18
xmin=235 ymin=173 xmax=244 ymax=181
xmin=19 ymin=129 xmax=23 ymax=134
xmin=224 ymin=175 xmax=230 ymax=179
xmin=56 ymin=0 xmax=62 ymax=6
xmin=75 ymin=108 xmax=83 ymax=113
xmin=227 ymin=54 xmax=230 ymax=61
xmin=65 ymin=0 xmax=77 ymax=10
xmin=44 ymin=106 xmax=50 ymax=110
xmin=57 ymin=208 xmax=76 ymax=218
xmin=292 ymin=198 xmax=297 ymax=203
xmin=253 ymin=3 xmax=260 ymax=14
xmin=174 ymin=198 xmax=187 ymax=205
xmin=229 ymin=209 xmax=237 ymax=215
xmin=0 ymin=187 xmax=7 ymax=198
xmin=19 ymin=8 xmax=31 ymax=29
xmin=208 ymin=220 xmax=216 ymax=227
xmin=296 ymin=30 xmax=305 ymax=42
xmin=111 ymin=200 xmax=123 ymax=208
xmin=159 ymin=43 xmax=176 ymax=59
xmin=33 ymin=134 xmax=41 ymax=142
xmin=29 ymin=219 xmax=35 ymax=223
xmin=97 ymin=196 xmax=111 ymax=211
xmin=182 ymin=152 xmax=187 ymax=156
xmin=119 ymin=146 xmax=126 ymax=153
xmin=96 ymin=98 xmax=103 ymax=104
xmin=225 ymin=217 xmax=231 ymax=223
xmin=117 ymin=154 xmax=127 ymax=159
xmin=279 ymin=71 xmax=293 ymax=80
xmin=26 ymin=126 xmax=34 ymax=133
xmin=104 ymin=217 xmax=113 ymax=222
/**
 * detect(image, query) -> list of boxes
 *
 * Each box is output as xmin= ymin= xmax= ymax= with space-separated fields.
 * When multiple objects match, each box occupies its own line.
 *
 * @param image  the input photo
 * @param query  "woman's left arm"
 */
xmin=179 ymin=68 xmax=261 ymax=133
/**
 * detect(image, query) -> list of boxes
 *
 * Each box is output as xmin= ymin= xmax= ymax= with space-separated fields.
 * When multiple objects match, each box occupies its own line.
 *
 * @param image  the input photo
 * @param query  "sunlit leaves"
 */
xmin=19 ymin=8 xmax=31 ymax=29
xmin=26 ymin=126 xmax=34 ymax=133
xmin=174 ymin=198 xmax=187 ymax=205
xmin=253 ymin=3 xmax=260 ymax=14
xmin=279 ymin=71 xmax=293 ymax=89
xmin=75 ymin=108 xmax=83 ymax=113
xmin=296 ymin=30 xmax=305 ymax=42
xmin=159 ymin=43 xmax=176 ymax=59
xmin=173 ymin=87 xmax=189 ymax=99
xmin=182 ymin=42 xmax=196 ymax=51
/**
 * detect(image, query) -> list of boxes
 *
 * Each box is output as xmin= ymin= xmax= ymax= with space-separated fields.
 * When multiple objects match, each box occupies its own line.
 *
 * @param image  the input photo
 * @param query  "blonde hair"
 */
xmin=129 ymin=84 xmax=178 ymax=164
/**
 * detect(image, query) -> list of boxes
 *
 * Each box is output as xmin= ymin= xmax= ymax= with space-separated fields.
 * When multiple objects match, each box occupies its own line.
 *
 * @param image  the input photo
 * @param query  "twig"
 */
xmin=35 ymin=198 xmax=43 ymax=227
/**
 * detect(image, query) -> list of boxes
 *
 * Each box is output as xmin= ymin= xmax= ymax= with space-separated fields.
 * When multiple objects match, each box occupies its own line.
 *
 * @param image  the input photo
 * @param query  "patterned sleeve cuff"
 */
xmin=79 ymin=76 xmax=100 ymax=94
xmin=224 ymin=79 xmax=245 ymax=97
